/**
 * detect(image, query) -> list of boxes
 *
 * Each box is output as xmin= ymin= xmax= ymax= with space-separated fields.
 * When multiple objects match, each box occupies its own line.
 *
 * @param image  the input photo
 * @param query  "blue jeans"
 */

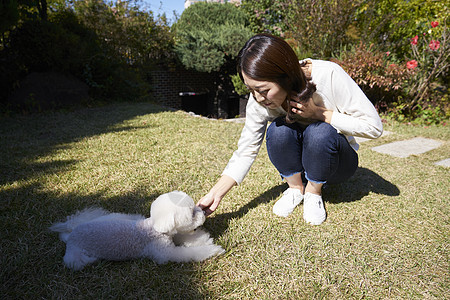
xmin=266 ymin=117 xmax=358 ymax=185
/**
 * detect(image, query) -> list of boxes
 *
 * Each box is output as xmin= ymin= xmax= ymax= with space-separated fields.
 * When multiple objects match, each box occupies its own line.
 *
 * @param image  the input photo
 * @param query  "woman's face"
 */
xmin=242 ymin=72 xmax=288 ymax=109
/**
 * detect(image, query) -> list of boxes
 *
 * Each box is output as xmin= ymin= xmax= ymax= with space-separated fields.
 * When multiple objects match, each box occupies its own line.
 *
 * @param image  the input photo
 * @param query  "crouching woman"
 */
xmin=198 ymin=33 xmax=383 ymax=225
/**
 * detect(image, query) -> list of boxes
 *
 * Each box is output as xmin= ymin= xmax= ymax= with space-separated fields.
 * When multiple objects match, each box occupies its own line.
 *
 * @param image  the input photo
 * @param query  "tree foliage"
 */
xmin=239 ymin=0 xmax=362 ymax=58
xmin=355 ymin=0 xmax=448 ymax=58
xmin=283 ymin=0 xmax=362 ymax=59
xmin=0 ymin=0 xmax=19 ymax=34
xmin=239 ymin=0 xmax=288 ymax=36
xmin=72 ymin=0 xmax=174 ymax=66
xmin=175 ymin=2 xmax=252 ymax=73
xmin=353 ymin=0 xmax=449 ymax=123
xmin=1 ymin=0 xmax=175 ymax=109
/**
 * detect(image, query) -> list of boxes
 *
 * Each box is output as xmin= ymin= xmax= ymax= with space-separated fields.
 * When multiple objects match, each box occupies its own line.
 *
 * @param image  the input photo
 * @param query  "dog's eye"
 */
xmin=193 ymin=207 xmax=203 ymax=216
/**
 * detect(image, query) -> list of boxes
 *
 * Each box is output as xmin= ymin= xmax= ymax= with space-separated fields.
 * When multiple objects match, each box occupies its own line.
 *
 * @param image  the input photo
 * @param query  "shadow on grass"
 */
xmin=1 ymin=180 xmax=207 ymax=299
xmin=0 ymin=103 xmax=207 ymax=299
xmin=0 ymin=103 xmax=171 ymax=186
xmin=207 ymin=183 xmax=287 ymax=236
xmin=208 ymin=167 xmax=399 ymax=235
xmin=324 ymin=167 xmax=400 ymax=204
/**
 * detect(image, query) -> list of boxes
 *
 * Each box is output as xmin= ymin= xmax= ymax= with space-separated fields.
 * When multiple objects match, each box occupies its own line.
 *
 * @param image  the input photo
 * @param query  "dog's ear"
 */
xmin=151 ymin=193 xmax=180 ymax=234
xmin=151 ymin=191 xmax=196 ymax=234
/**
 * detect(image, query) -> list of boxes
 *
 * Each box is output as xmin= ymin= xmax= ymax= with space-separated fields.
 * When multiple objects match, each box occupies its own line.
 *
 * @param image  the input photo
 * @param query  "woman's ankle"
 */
xmin=305 ymin=181 xmax=323 ymax=195
xmin=284 ymin=173 xmax=306 ymax=193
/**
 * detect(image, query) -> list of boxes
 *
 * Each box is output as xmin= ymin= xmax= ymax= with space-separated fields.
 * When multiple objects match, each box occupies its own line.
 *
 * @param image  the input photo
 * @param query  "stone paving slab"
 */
xmin=371 ymin=137 xmax=443 ymax=158
xmin=224 ymin=117 xmax=246 ymax=123
xmin=434 ymin=158 xmax=450 ymax=168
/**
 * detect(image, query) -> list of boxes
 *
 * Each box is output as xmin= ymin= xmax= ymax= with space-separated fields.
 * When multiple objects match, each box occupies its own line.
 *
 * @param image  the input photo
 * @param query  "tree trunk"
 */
xmin=37 ymin=0 xmax=47 ymax=21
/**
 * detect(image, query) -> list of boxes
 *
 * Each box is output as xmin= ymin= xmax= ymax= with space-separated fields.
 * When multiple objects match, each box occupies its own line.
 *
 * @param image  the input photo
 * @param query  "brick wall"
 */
xmin=150 ymin=66 xmax=216 ymax=111
xmin=150 ymin=65 xmax=248 ymax=118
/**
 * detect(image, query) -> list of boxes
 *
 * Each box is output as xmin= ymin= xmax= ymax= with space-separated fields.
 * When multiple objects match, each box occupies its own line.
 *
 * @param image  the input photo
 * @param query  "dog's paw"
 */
xmin=173 ymin=229 xmax=214 ymax=247
xmin=203 ymin=244 xmax=225 ymax=259
xmin=63 ymin=248 xmax=98 ymax=271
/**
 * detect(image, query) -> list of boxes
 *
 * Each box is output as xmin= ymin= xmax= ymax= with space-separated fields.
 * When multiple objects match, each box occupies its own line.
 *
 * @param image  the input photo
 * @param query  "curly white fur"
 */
xmin=50 ymin=191 xmax=224 ymax=270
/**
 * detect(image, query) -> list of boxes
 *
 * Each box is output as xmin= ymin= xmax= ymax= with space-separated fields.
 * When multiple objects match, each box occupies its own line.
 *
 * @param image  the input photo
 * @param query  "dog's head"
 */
xmin=151 ymin=191 xmax=205 ymax=235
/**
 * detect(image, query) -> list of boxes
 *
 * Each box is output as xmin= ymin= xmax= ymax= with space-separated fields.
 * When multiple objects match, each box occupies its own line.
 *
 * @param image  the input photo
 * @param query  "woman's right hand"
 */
xmin=197 ymin=192 xmax=222 ymax=217
xmin=197 ymin=175 xmax=236 ymax=216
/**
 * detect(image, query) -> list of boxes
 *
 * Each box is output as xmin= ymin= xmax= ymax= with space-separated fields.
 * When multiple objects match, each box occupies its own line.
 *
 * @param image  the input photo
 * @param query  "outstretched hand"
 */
xmin=196 ymin=175 xmax=236 ymax=217
xmin=197 ymin=193 xmax=221 ymax=217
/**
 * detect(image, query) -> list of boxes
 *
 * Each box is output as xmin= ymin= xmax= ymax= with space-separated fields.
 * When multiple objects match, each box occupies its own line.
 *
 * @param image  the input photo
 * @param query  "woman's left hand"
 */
xmin=290 ymin=98 xmax=333 ymax=123
xmin=290 ymin=97 xmax=319 ymax=119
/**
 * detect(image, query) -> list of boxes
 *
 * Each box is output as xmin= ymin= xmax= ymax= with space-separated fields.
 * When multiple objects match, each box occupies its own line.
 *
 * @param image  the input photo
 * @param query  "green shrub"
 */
xmin=8 ymin=13 xmax=98 ymax=75
xmin=1 ymin=7 xmax=158 ymax=111
xmin=231 ymin=73 xmax=249 ymax=96
xmin=1 ymin=0 xmax=175 ymax=112
xmin=175 ymin=2 xmax=252 ymax=73
xmin=1 ymin=16 xmax=98 ymax=107
xmin=401 ymin=20 xmax=449 ymax=124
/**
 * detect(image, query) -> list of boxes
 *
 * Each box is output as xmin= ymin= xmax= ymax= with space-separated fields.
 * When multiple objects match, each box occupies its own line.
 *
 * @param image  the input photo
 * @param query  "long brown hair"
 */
xmin=237 ymin=33 xmax=316 ymax=123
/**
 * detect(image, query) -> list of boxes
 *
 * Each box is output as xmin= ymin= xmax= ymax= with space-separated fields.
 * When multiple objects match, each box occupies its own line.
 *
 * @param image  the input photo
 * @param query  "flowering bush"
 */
xmin=331 ymin=43 xmax=410 ymax=113
xmin=402 ymin=20 xmax=449 ymax=124
xmin=406 ymin=60 xmax=418 ymax=70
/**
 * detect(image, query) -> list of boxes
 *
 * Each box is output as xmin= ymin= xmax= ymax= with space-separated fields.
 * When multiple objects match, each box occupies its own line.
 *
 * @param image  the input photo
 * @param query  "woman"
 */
xmin=197 ymin=34 xmax=383 ymax=225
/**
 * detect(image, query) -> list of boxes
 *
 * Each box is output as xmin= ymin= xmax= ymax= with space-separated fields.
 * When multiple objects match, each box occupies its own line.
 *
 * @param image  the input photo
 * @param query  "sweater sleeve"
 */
xmin=221 ymin=96 xmax=268 ymax=184
xmin=327 ymin=62 xmax=383 ymax=139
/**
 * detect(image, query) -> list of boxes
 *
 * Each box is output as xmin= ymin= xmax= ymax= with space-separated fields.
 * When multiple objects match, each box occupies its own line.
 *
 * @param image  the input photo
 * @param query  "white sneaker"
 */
xmin=273 ymin=188 xmax=303 ymax=217
xmin=303 ymin=192 xmax=326 ymax=225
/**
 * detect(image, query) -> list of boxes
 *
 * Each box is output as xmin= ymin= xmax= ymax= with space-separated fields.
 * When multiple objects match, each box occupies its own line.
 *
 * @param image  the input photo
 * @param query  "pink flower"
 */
xmin=411 ymin=35 xmax=418 ymax=45
xmin=406 ymin=60 xmax=418 ymax=69
xmin=386 ymin=51 xmax=391 ymax=56
xmin=431 ymin=21 xmax=439 ymax=28
xmin=429 ymin=40 xmax=440 ymax=50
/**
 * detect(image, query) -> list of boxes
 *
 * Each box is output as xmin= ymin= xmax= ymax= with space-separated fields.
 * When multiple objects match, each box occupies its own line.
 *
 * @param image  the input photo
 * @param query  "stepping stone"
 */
xmin=224 ymin=117 xmax=246 ymax=123
xmin=371 ymin=137 xmax=442 ymax=158
xmin=435 ymin=158 xmax=450 ymax=167
xmin=355 ymin=130 xmax=392 ymax=144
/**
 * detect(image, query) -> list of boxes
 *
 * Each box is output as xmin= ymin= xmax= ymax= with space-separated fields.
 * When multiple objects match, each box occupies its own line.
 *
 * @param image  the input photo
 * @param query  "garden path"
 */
xmin=357 ymin=132 xmax=449 ymax=167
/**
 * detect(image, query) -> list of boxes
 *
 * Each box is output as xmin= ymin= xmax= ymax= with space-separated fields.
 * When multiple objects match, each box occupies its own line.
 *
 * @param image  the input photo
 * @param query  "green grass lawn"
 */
xmin=1 ymin=102 xmax=448 ymax=299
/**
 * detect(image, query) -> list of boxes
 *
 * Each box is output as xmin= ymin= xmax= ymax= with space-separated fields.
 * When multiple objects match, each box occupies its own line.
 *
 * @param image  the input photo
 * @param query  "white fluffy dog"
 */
xmin=50 ymin=191 xmax=224 ymax=270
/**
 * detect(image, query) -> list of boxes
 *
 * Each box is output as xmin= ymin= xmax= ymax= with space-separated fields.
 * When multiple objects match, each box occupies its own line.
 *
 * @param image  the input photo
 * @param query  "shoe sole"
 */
xmin=303 ymin=214 xmax=326 ymax=225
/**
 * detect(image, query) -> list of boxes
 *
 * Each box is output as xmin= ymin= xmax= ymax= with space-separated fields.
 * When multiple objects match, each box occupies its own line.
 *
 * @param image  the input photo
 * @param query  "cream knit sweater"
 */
xmin=222 ymin=59 xmax=383 ymax=184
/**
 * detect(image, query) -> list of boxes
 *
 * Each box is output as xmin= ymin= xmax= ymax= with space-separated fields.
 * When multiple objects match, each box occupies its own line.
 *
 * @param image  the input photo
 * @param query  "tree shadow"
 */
xmin=0 ymin=103 xmax=170 ymax=186
xmin=1 ymin=179 xmax=207 ymax=299
xmin=206 ymin=167 xmax=399 ymax=236
xmin=0 ymin=103 xmax=207 ymax=299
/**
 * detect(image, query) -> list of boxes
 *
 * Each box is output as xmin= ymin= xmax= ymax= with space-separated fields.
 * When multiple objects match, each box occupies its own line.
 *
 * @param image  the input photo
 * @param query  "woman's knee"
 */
xmin=303 ymin=122 xmax=338 ymax=147
xmin=266 ymin=117 xmax=300 ymax=148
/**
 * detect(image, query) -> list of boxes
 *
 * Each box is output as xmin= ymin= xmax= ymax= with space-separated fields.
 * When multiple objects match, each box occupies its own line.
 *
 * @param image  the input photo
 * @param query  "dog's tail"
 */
xmin=50 ymin=208 xmax=110 ymax=242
